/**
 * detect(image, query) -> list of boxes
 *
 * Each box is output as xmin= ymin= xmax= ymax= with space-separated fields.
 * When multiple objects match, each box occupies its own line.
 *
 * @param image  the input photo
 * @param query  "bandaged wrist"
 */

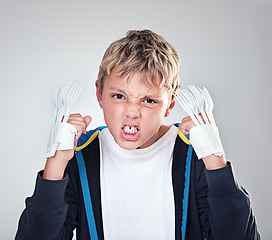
xmin=189 ymin=124 xmax=225 ymax=159
xmin=46 ymin=123 xmax=77 ymax=158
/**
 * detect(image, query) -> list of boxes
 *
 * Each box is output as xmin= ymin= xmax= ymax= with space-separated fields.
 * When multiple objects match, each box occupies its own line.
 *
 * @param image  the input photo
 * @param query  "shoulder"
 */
xmin=75 ymin=126 xmax=107 ymax=151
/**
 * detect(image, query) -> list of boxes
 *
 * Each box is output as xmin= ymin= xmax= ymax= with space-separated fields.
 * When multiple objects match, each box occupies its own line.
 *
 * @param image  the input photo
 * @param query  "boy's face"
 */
xmin=96 ymin=66 xmax=175 ymax=150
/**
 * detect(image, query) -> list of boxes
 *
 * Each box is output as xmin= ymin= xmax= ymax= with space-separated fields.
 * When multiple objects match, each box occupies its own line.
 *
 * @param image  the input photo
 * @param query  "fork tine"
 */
xmin=62 ymin=82 xmax=77 ymax=122
xmin=67 ymin=83 xmax=77 ymax=102
xmin=182 ymin=89 xmax=204 ymax=124
xmin=71 ymin=83 xmax=82 ymax=103
xmin=175 ymin=96 xmax=185 ymax=108
xmin=188 ymin=85 xmax=210 ymax=124
xmin=62 ymin=82 xmax=83 ymax=123
xmin=199 ymin=87 xmax=215 ymax=124
xmin=177 ymin=89 xmax=190 ymax=105
xmin=175 ymin=89 xmax=200 ymax=125
xmin=176 ymin=92 xmax=185 ymax=105
xmin=68 ymin=83 xmax=81 ymax=107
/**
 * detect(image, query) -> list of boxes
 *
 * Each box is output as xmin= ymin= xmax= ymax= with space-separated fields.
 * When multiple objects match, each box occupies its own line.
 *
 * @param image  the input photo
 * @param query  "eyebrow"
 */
xmin=108 ymin=87 xmax=162 ymax=99
xmin=109 ymin=87 xmax=127 ymax=95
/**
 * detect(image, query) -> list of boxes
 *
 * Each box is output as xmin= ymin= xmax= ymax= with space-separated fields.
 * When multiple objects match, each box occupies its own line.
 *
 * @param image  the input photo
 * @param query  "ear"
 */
xmin=164 ymin=99 xmax=176 ymax=117
xmin=95 ymin=81 xmax=103 ymax=109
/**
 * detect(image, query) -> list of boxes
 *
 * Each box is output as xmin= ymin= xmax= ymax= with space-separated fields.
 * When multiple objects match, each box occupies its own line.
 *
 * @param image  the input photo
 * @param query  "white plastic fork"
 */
xmin=53 ymin=82 xmax=72 ymax=123
xmin=48 ymin=81 xmax=83 ymax=157
xmin=198 ymin=87 xmax=216 ymax=125
xmin=52 ymin=83 xmax=63 ymax=123
xmin=62 ymin=82 xmax=83 ymax=123
xmin=176 ymin=89 xmax=200 ymax=126
xmin=57 ymin=82 xmax=74 ymax=122
xmin=188 ymin=85 xmax=210 ymax=124
xmin=181 ymin=89 xmax=204 ymax=124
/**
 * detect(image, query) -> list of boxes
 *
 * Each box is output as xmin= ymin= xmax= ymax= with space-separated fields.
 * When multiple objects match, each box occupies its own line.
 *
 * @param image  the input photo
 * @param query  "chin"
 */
xmin=118 ymin=143 xmax=139 ymax=150
xmin=116 ymin=140 xmax=141 ymax=150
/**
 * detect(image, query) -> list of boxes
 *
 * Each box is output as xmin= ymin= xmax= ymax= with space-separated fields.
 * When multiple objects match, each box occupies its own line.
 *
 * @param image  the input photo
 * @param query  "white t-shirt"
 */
xmin=99 ymin=125 xmax=178 ymax=240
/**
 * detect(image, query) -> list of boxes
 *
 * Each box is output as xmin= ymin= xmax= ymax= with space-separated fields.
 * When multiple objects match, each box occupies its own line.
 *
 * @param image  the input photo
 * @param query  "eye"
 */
xmin=143 ymin=99 xmax=157 ymax=104
xmin=113 ymin=94 xmax=125 ymax=100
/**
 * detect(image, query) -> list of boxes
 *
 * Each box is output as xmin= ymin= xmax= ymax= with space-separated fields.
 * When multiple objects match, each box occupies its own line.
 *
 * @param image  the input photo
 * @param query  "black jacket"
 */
xmin=15 ymin=127 xmax=260 ymax=239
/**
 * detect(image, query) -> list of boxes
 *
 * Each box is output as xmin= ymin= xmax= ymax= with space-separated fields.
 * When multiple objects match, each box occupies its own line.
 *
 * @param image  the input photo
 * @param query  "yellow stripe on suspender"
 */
xmin=75 ymin=130 xmax=100 ymax=152
xmin=178 ymin=128 xmax=191 ymax=145
xmin=75 ymin=127 xmax=190 ymax=151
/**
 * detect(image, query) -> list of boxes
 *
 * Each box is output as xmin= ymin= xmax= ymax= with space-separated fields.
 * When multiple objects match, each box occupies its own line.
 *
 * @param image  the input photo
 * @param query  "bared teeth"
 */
xmin=123 ymin=126 xmax=138 ymax=134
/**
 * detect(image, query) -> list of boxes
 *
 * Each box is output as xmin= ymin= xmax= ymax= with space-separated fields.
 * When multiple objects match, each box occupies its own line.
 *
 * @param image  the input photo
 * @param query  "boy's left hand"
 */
xmin=179 ymin=116 xmax=196 ymax=136
xmin=179 ymin=116 xmax=227 ymax=170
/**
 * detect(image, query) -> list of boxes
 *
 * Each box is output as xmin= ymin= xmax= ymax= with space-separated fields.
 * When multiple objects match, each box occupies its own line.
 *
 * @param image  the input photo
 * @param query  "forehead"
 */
xmin=105 ymin=66 xmax=163 ymax=89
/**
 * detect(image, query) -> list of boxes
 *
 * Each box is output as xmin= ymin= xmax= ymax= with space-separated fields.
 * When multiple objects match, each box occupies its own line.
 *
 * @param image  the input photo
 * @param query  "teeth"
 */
xmin=124 ymin=126 xmax=138 ymax=134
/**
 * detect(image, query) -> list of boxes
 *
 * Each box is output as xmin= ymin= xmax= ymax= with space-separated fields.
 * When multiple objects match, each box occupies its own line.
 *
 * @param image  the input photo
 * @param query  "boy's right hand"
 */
xmin=43 ymin=113 xmax=92 ymax=180
xmin=68 ymin=113 xmax=92 ymax=148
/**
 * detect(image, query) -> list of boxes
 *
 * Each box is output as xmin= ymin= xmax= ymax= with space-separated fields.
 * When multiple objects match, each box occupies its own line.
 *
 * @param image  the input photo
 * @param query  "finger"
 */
xmin=69 ymin=116 xmax=92 ymax=134
xmin=67 ymin=113 xmax=84 ymax=121
xmin=179 ymin=116 xmax=196 ymax=136
xmin=180 ymin=128 xmax=190 ymax=136
xmin=67 ymin=114 xmax=92 ymax=139
xmin=68 ymin=118 xmax=88 ymax=136
xmin=68 ymin=119 xmax=87 ymax=130
xmin=181 ymin=116 xmax=191 ymax=122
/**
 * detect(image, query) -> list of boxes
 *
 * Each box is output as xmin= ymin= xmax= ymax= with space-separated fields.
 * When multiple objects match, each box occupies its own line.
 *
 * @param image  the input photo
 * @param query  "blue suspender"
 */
xmin=76 ymin=144 xmax=193 ymax=240
xmin=75 ymin=151 xmax=98 ymax=240
xmin=181 ymin=144 xmax=193 ymax=240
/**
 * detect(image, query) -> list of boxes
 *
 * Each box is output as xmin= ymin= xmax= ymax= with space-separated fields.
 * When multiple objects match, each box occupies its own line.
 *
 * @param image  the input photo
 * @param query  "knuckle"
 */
xmin=70 ymin=113 xmax=82 ymax=118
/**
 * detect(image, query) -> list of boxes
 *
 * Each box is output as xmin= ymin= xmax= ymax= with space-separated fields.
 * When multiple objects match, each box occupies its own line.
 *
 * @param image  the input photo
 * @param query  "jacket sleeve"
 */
xmin=197 ymin=162 xmax=261 ymax=240
xmin=15 ymin=171 xmax=77 ymax=240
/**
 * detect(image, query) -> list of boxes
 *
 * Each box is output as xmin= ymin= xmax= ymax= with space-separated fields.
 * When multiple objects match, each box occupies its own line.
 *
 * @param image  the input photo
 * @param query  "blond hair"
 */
xmin=97 ymin=29 xmax=180 ymax=101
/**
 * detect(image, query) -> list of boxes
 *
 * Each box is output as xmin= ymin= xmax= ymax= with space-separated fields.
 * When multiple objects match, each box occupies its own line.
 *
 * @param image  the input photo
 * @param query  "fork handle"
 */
xmin=193 ymin=111 xmax=204 ymax=124
xmin=56 ymin=106 xmax=65 ymax=123
xmin=176 ymin=98 xmax=200 ymax=125
xmin=63 ymin=106 xmax=71 ymax=123
xmin=198 ymin=108 xmax=210 ymax=124
xmin=206 ymin=111 xmax=216 ymax=125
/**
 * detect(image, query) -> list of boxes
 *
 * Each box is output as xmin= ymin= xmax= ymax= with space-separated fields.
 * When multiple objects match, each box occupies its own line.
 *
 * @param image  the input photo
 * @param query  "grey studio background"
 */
xmin=0 ymin=0 xmax=271 ymax=239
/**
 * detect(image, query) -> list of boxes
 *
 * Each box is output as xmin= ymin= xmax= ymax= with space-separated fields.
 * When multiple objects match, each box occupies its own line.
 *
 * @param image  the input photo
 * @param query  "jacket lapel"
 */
xmin=172 ymin=135 xmax=191 ymax=240
xmin=81 ymin=137 xmax=104 ymax=239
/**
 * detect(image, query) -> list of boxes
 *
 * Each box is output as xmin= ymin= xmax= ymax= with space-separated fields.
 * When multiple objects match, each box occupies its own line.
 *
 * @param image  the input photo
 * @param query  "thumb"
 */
xmin=83 ymin=115 xmax=92 ymax=133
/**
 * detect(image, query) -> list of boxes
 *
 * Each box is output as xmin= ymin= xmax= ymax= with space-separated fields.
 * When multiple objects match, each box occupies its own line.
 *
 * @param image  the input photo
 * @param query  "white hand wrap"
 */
xmin=177 ymin=85 xmax=225 ymax=159
xmin=189 ymin=124 xmax=224 ymax=159
xmin=46 ymin=123 xmax=77 ymax=158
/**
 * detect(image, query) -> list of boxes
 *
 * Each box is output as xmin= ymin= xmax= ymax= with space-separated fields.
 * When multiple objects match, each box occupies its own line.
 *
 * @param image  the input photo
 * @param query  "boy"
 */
xmin=16 ymin=30 xmax=260 ymax=239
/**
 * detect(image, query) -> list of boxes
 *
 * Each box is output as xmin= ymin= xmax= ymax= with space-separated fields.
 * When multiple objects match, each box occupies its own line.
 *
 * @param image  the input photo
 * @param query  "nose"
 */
xmin=125 ymin=102 xmax=140 ymax=119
